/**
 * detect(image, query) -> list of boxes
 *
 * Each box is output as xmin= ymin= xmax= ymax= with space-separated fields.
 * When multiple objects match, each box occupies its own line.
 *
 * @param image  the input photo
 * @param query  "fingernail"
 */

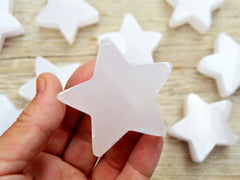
xmin=36 ymin=77 xmax=45 ymax=94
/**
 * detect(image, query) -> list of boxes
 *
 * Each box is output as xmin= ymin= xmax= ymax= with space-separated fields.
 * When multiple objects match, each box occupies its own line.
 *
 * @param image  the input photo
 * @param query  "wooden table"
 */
xmin=0 ymin=0 xmax=239 ymax=179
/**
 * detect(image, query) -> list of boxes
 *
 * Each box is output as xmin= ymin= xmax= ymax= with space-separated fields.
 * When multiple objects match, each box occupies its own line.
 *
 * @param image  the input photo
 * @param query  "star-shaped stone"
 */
xmin=57 ymin=39 xmax=172 ymax=157
xmin=0 ymin=0 xmax=24 ymax=51
xmin=166 ymin=0 xmax=224 ymax=34
xmin=197 ymin=33 xmax=240 ymax=98
xmin=168 ymin=93 xmax=238 ymax=163
xmin=36 ymin=0 xmax=99 ymax=44
xmin=0 ymin=94 xmax=22 ymax=136
xmin=98 ymin=13 xmax=162 ymax=65
xmin=19 ymin=56 xmax=80 ymax=101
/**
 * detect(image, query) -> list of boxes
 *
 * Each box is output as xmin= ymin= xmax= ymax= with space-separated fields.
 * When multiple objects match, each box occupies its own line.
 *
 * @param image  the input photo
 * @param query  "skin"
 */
xmin=0 ymin=61 xmax=163 ymax=180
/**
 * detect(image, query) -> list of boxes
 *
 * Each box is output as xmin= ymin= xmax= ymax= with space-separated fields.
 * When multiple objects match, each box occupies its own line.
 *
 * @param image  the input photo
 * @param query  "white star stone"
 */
xmin=197 ymin=33 xmax=240 ymax=98
xmin=0 ymin=0 xmax=24 ymax=51
xmin=166 ymin=0 xmax=224 ymax=34
xmin=0 ymin=94 xmax=22 ymax=136
xmin=57 ymin=39 xmax=172 ymax=157
xmin=36 ymin=0 xmax=99 ymax=44
xmin=19 ymin=56 xmax=80 ymax=101
xmin=168 ymin=93 xmax=238 ymax=163
xmin=98 ymin=13 xmax=162 ymax=65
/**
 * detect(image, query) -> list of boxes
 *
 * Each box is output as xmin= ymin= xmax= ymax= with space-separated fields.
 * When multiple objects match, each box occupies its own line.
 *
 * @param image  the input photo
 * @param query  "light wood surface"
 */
xmin=0 ymin=0 xmax=240 ymax=179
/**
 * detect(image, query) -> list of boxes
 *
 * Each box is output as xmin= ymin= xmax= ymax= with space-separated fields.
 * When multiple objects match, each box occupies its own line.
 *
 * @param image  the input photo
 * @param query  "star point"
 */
xmin=36 ymin=0 xmax=99 ymax=44
xmin=58 ymin=39 xmax=172 ymax=157
xmin=19 ymin=56 xmax=80 ymax=101
xmin=98 ymin=13 xmax=162 ymax=65
xmin=166 ymin=0 xmax=224 ymax=34
xmin=0 ymin=94 xmax=22 ymax=136
xmin=0 ymin=0 xmax=24 ymax=51
xmin=0 ymin=0 xmax=13 ymax=12
xmin=168 ymin=93 xmax=238 ymax=163
xmin=197 ymin=33 xmax=240 ymax=97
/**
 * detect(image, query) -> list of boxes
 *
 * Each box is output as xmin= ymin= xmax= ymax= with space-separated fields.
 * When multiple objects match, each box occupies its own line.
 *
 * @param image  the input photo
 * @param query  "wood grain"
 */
xmin=0 ymin=0 xmax=239 ymax=179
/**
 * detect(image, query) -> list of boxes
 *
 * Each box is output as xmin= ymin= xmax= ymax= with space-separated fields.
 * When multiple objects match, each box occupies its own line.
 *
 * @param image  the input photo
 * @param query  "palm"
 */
xmin=25 ymin=152 xmax=87 ymax=179
xmin=25 ymin=110 xmax=162 ymax=179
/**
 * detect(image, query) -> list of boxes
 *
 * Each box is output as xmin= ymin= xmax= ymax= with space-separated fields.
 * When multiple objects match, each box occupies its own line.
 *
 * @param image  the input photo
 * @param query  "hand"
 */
xmin=0 ymin=61 xmax=163 ymax=180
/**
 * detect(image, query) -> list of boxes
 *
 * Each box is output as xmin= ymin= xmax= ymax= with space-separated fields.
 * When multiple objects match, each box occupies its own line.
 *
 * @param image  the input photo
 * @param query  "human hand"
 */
xmin=0 ymin=61 xmax=163 ymax=180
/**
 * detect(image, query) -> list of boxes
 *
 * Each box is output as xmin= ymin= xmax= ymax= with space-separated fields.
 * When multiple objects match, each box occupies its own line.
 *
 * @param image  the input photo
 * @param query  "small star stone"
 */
xmin=166 ymin=0 xmax=224 ymax=33
xmin=198 ymin=33 xmax=240 ymax=98
xmin=19 ymin=56 xmax=80 ymax=101
xmin=36 ymin=0 xmax=99 ymax=44
xmin=168 ymin=93 xmax=238 ymax=162
xmin=0 ymin=0 xmax=24 ymax=51
xmin=99 ymin=13 xmax=162 ymax=65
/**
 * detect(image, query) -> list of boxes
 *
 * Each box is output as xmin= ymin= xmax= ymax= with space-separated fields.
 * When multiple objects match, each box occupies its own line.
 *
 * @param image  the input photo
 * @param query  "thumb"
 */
xmin=0 ymin=73 xmax=66 ymax=175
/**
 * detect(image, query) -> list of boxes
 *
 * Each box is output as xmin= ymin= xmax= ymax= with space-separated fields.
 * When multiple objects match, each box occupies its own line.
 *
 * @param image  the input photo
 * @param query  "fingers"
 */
xmin=0 ymin=73 xmax=65 ymax=175
xmin=25 ymin=152 xmax=86 ymax=179
xmin=42 ymin=106 xmax=83 ymax=156
xmin=91 ymin=132 xmax=142 ymax=179
xmin=62 ymin=114 xmax=97 ymax=176
xmin=0 ymin=173 xmax=32 ymax=180
xmin=43 ymin=61 xmax=96 ymax=156
xmin=65 ymin=61 xmax=96 ymax=89
xmin=117 ymin=135 xmax=163 ymax=179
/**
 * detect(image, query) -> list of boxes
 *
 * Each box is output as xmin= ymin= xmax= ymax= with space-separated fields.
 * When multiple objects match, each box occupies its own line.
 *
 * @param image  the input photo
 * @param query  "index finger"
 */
xmin=43 ymin=61 xmax=96 ymax=156
xmin=117 ymin=135 xmax=163 ymax=179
